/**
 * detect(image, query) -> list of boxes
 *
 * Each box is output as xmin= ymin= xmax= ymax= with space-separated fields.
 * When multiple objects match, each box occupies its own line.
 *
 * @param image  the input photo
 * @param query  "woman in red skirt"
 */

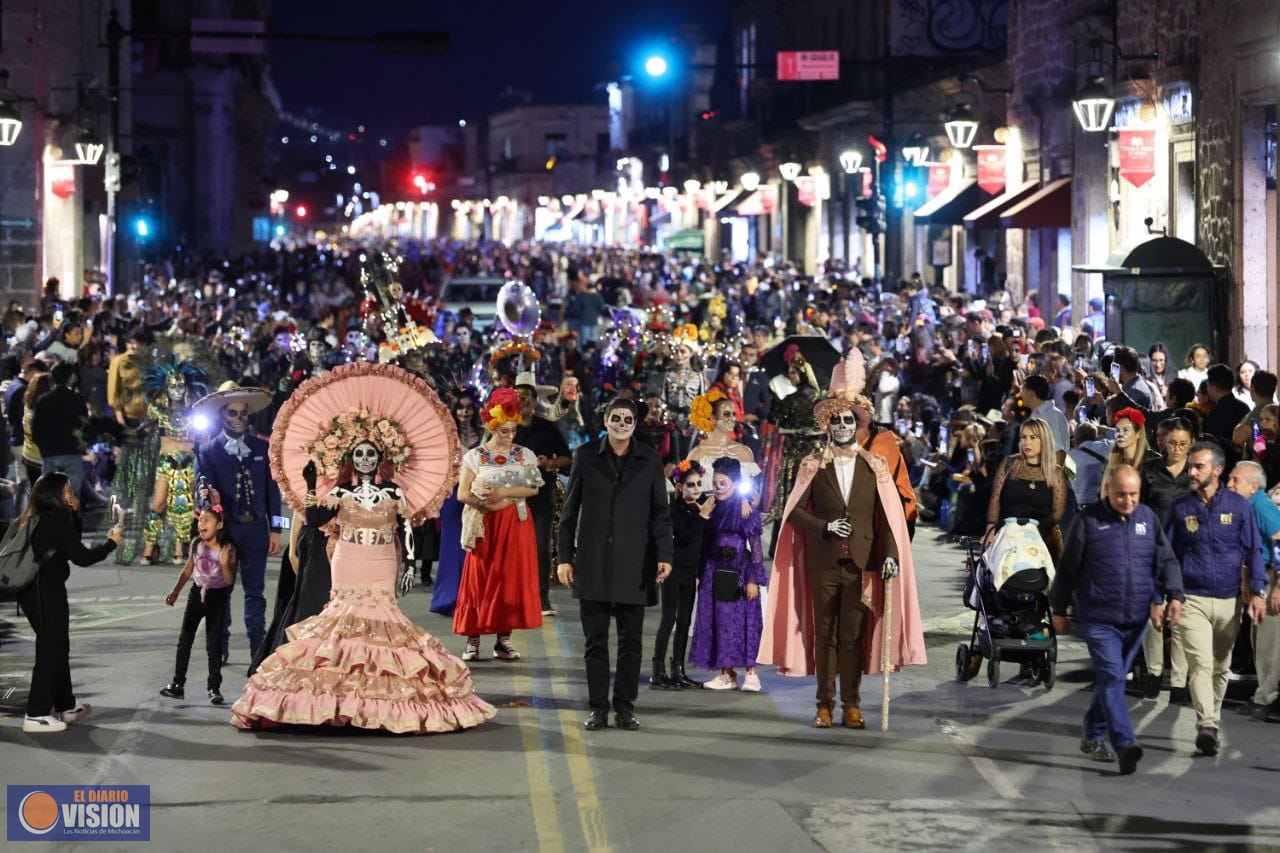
xmin=454 ymin=388 xmax=544 ymax=661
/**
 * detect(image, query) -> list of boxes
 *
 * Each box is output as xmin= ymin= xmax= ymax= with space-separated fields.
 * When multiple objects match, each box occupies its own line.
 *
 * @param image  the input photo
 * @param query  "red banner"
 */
xmin=927 ymin=163 xmax=950 ymax=197
xmin=860 ymin=169 xmax=873 ymax=198
xmin=776 ymin=51 xmax=839 ymax=81
xmin=974 ymin=145 xmax=1005 ymax=195
xmin=794 ymin=176 xmax=815 ymax=206
xmin=1117 ymin=128 xmax=1157 ymax=188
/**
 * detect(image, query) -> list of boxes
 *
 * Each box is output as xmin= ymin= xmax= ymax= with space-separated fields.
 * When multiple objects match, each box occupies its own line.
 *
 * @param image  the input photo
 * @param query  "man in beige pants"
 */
xmin=1227 ymin=462 xmax=1280 ymax=721
xmin=1164 ymin=444 xmax=1268 ymax=756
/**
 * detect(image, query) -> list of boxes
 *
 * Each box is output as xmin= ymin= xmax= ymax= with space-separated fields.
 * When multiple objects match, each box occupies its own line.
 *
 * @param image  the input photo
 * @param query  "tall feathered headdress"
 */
xmin=141 ymin=355 xmax=209 ymax=398
xmin=812 ymin=347 xmax=874 ymax=428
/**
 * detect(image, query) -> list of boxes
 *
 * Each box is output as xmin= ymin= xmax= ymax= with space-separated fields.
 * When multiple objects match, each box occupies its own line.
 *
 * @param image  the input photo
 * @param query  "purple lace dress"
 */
xmin=689 ymin=498 xmax=767 ymax=670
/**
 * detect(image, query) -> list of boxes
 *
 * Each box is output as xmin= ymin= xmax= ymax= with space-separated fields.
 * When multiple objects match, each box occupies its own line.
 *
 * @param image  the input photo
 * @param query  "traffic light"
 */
xmin=856 ymin=194 xmax=887 ymax=235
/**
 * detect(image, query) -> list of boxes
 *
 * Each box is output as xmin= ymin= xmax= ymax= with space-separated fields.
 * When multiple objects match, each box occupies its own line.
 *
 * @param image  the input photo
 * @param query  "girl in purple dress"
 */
xmin=689 ymin=457 xmax=768 ymax=692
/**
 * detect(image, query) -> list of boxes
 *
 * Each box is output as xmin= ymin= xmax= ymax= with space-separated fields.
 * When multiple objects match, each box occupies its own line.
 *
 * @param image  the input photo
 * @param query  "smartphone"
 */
xmin=1076 ymin=405 xmax=1088 ymax=423
xmin=981 ymin=344 xmax=990 ymax=361
xmin=967 ymin=448 xmax=977 ymax=467
xmin=1085 ymin=377 xmax=1096 ymax=397
xmin=1110 ymin=362 xmax=1121 ymax=382
xmin=939 ymin=424 xmax=950 ymax=446
xmin=913 ymin=421 xmax=924 ymax=438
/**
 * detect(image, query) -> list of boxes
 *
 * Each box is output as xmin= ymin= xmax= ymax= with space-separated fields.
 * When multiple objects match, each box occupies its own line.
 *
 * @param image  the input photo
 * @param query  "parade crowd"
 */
xmin=0 ymin=237 xmax=1275 ymax=774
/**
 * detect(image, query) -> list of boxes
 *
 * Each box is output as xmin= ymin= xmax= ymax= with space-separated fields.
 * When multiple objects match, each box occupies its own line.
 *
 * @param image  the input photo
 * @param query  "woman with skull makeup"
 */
xmin=137 ymin=357 xmax=209 ymax=566
xmin=663 ymin=328 xmax=707 ymax=461
xmin=453 ymin=387 xmax=544 ymax=662
xmin=233 ymin=363 xmax=495 ymax=733
xmin=687 ymin=392 xmax=760 ymax=501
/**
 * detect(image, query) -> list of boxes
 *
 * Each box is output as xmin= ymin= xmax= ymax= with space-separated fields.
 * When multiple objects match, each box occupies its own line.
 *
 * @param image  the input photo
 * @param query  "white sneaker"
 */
xmin=541 ymin=607 xmax=557 ymax=617
xmin=461 ymin=642 xmax=479 ymax=662
xmin=703 ymin=673 xmax=737 ymax=691
xmin=741 ymin=673 xmax=762 ymax=693
xmin=23 ymin=715 xmax=67 ymax=733
xmin=57 ymin=704 xmax=92 ymax=724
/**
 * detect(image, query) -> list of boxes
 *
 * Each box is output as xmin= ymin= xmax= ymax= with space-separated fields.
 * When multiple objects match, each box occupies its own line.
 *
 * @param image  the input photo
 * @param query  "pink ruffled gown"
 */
xmin=231 ymin=494 xmax=496 ymax=733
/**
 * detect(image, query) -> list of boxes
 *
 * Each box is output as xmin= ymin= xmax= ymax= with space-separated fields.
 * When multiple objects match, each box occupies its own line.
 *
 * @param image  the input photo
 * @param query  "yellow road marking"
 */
xmin=512 ymin=665 xmax=565 ymax=853
xmin=541 ymin=618 xmax=613 ymax=852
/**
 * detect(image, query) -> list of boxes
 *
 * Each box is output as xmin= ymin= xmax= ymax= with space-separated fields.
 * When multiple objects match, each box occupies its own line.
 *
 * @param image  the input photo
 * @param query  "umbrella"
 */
xmin=759 ymin=335 xmax=842 ymax=386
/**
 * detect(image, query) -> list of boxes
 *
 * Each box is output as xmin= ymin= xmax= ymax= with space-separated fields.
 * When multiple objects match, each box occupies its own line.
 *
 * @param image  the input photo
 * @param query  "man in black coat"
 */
xmin=557 ymin=397 xmax=673 ymax=731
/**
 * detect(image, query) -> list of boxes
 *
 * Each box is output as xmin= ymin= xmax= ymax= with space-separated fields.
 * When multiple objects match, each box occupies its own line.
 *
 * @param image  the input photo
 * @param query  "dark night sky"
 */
xmin=268 ymin=0 xmax=734 ymax=136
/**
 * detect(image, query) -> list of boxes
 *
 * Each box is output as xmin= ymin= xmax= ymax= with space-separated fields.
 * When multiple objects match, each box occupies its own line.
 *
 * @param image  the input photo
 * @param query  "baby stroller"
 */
xmin=955 ymin=518 xmax=1057 ymax=690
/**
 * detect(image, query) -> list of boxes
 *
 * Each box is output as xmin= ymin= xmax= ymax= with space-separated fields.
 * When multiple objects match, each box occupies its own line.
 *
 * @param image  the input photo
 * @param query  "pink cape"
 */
xmin=759 ymin=445 xmax=927 ymax=676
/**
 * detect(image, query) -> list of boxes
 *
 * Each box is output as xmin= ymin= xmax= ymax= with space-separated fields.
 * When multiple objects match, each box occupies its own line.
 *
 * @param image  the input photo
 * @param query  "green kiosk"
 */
xmin=1073 ymin=235 xmax=1227 ymax=360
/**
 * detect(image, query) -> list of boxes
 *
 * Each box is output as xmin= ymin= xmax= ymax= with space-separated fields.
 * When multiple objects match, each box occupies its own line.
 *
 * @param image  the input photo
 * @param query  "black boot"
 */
xmin=672 ymin=660 xmax=699 ymax=689
xmin=649 ymin=657 xmax=675 ymax=690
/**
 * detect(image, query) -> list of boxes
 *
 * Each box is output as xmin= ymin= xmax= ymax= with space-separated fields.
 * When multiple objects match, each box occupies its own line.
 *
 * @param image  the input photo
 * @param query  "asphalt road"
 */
xmin=1 ymin=528 xmax=1279 ymax=851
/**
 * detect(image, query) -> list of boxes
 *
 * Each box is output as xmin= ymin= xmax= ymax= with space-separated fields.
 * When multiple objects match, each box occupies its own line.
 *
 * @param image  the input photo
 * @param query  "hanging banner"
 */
xmin=927 ymin=163 xmax=950 ymax=197
xmin=794 ymin=176 xmax=816 ymax=207
xmin=974 ymin=145 xmax=1006 ymax=195
xmin=1117 ymin=128 xmax=1157 ymax=188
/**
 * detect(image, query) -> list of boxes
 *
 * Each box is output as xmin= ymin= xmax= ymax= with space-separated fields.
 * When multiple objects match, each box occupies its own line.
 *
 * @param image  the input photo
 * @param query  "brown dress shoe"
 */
xmin=842 ymin=707 xmax=866 ymax=729
xmin=812 ymin=707 xmax=833 ymax=728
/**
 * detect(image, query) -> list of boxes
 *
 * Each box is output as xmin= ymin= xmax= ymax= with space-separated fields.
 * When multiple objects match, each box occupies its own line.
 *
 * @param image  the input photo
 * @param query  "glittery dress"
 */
xmin=231 ymin=493 xmax=496 ymax=733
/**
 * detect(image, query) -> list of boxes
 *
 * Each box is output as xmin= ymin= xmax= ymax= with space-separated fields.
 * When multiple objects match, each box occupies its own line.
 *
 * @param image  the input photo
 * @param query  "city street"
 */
xmin=2 ymin=530 xmax=1277 ymax=851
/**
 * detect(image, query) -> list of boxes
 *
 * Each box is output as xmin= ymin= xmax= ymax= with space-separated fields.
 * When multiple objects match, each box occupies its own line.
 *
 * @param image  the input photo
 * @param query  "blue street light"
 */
xmin=133 ymin=217 xmax=150 ymax=239
xmin=644 ymin=54 xmax=669 ymax=77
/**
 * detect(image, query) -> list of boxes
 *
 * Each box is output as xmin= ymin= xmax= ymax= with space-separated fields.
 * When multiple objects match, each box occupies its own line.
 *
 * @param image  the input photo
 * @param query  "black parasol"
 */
xmin=759 ymin=335 xmax=842 ymax=386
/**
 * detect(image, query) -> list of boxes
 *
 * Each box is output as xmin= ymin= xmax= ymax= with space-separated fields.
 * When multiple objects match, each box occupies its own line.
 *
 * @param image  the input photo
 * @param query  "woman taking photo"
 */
xmin=985 ymin=417 xmax=1067 ymax=562
xmin=17 ymin=472 xmax=121 ymax=732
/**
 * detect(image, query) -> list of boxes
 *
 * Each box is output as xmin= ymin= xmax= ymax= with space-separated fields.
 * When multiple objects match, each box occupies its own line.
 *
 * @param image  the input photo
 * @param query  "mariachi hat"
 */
xmin=513 ymin=370 xmax=558 ymax=399
xmin=191 ymin=380 xmax=273 ymax=419
xmin=813 ymin=347 xmax=874 ymax=428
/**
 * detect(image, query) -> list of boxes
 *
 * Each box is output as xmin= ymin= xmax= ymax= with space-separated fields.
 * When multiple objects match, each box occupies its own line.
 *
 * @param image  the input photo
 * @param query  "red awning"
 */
xmin=962 ymin=182 xmax=1042 ymax=229
xmin=1001 ymin=177 xmax=1072 ymax=229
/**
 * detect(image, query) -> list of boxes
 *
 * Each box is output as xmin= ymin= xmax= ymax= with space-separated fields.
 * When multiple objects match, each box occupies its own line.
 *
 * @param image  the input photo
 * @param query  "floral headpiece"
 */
xmin=482 ymin=387 xmax=522 ymax=429
xmin=303 ymin=405 xmax=412 ymax=479
xmin=1114 ymin=407 xmax=1146 ymax=428
xmin=670 ymin=458 xmax=705 ymax=486
xmin=672 ymin=323 xmax=700 ymax=350
xmin=689 ymin=388 xmax=727 ymax=434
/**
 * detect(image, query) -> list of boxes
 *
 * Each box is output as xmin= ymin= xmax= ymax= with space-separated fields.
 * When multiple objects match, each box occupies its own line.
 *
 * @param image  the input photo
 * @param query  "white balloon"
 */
xmin=496 ymin=281 xmax=541 ymax=336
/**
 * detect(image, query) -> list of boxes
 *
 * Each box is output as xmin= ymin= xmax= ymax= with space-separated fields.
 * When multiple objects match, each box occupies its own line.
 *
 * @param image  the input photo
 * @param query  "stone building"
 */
xmin=1005 ymin=0 xmax=1278 ymax=365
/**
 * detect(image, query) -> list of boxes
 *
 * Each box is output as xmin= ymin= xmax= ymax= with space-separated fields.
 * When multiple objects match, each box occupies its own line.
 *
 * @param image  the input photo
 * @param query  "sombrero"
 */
xmin=514 ymin=370 xmax=557 ymax=399
xmin=191 ymin=380 xmax=272 ymax=419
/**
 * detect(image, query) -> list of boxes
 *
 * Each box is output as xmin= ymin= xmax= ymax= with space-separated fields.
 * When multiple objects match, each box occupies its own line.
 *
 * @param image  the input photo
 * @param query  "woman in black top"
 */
xmin=17 ymin=472 xmax=120 ymax=733
xmin=986 ymin=417 xmax=1067 ymax=562
xmin=650 ymin=461 xmax=711 ymax=690
xmin=1140 ymin=417 xmax=1194 ymax=521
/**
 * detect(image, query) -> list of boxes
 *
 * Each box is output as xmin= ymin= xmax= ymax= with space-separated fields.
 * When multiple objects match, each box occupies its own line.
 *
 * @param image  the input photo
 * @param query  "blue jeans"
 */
xmin=1081 ymin=620 xmax=1149 ymax=750
xmin=41 ymin=454 xmax=84 ymax=496
xmin=221 ymin=521 xmax=269 ymax=659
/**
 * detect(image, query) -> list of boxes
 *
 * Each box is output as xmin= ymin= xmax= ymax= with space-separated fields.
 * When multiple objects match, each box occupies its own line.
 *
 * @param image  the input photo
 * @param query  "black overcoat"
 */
xmin=557 ymin=437 xmax=673 ymax=606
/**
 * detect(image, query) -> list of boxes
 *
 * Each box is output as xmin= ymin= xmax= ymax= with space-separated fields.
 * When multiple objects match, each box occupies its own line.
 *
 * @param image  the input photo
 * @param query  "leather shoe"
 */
xmin=842 ymin=707 xmax=866 ymax=729
xmin=812 ymin=707 xmax=833 ymax=728
xmin=615 ymin=711 xmax=640 ymax=731
xmin=1195 ymin=726 xmax=1219 ymax=756
xmin=583 ymin=710 xmax=608 ymax=731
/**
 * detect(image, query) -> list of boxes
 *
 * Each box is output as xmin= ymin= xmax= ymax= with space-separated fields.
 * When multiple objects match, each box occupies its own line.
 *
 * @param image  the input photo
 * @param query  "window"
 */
xmin=544 ymin=133 xmax=567 ymax=158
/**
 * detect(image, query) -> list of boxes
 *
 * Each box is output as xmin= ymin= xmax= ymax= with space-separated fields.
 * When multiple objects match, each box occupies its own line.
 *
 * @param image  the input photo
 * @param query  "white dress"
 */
xmin=459 ymin=444 xmax=543 ymax=552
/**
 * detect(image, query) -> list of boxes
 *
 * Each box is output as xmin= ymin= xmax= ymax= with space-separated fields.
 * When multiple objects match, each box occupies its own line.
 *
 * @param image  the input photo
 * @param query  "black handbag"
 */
xmin=713 ymin=567 xmax=741 ymax=601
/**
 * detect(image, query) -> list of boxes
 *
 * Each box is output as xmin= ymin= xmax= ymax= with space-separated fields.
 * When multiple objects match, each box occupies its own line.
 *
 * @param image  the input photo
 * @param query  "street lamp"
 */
xmin=740 ymin=171 xmax=761 ymax=191
xmin=779 ymin=161 xmax=802 ymax=182
xmin=901 ymin=134 xmax=929 ymax=166
xmin=838 ymin=149 xmax=862 ymax=174
xmin=74 ymin=130 xmax=104 ymax=165
xmin=0 ymin=71 xmax=22 ymax=147
xmin=683 ymin=178 xmax=700 ymax=193
xmin=944 ymin=104 xmax=979 ymax=149
xmin=1072 ymin=76 xmax=1115 ymax=132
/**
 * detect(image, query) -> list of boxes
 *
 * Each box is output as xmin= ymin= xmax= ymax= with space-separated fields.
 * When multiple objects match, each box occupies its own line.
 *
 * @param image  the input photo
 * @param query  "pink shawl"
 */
xmin=759 ymin=444 xmax=927 ymax=676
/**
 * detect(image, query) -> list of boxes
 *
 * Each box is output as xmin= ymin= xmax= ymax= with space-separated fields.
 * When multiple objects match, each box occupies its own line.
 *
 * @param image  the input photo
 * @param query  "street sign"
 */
xmin=776 ymin=51 xmax=839 ymax=81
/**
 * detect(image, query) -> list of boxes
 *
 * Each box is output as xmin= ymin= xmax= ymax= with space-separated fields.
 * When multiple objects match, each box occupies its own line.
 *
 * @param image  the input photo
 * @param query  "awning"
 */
xmin=912 ymin=180 xmax=991 ymax=225
xmin=1000 ymin=177 xmax=1072 ymax=229
xmin=736 ymin=190 xmax=775 ymax=216
xmin=963 ymin=182 xmax=1043 ymax=229
xmin=712 ymin=187 xmax=750 ymax=214
xmin=1073 ymin=234 xmax=1223 ymax=276
xmin=667 ymin=228 xmax=705 ymax=251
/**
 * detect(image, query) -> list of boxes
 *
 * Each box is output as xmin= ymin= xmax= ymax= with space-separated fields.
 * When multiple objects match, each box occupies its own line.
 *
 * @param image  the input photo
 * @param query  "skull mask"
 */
xmin=345 ymin=330 xmax=367 ymax=350
xmin=604 ymin=405 xmax=637 ymax=443
xmin=351 ymin=441 xmax=381 ymax=476
xmin=165 ymin=372 xmax=187 ymax=404
xmin=828 ymin=411 xmax=858 ymax=447
xmin=308 ymin=340 xmax=327 ymax=365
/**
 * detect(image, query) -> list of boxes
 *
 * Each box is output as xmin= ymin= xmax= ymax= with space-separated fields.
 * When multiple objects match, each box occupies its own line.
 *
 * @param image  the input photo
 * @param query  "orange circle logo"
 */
xmin=18 ymin=791 xmax=59 ymax=834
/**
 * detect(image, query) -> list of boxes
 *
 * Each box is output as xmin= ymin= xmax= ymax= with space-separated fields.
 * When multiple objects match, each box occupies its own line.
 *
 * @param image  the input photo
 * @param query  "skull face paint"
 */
xmin=828 ymin=411 xmax=858 ymax=446
xmin=351 ymin=441 xmax=381 ymax=476
xmin=605 ymin=407 xmax=637 ymax=443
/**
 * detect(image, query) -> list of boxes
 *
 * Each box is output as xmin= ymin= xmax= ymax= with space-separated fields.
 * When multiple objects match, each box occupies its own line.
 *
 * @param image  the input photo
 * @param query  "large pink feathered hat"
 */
xmin=813 ymin=347 xmax=874 ymax=428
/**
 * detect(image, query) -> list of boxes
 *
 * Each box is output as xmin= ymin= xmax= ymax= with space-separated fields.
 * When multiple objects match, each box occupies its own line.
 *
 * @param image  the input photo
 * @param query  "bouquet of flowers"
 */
xmin=303 ymin=405 xmax=412 ymax=479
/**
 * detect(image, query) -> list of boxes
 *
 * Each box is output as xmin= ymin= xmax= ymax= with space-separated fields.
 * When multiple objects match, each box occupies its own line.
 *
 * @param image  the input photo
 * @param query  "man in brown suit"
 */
xmin=786 ymin=408 xmax=899 ymax=729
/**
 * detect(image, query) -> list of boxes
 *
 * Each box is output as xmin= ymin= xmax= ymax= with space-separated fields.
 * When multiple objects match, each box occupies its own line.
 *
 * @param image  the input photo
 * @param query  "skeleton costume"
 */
xmin=232 ymin=361 xmax=494 ymax=733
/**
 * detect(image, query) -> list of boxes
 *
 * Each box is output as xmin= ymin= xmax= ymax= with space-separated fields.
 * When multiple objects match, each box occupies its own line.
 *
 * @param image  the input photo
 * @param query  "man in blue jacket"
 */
xmin=1166 ymin=442 xmax=1268 ymax=756
xmin=1052 ymin=464 xmax=1184 ymax=774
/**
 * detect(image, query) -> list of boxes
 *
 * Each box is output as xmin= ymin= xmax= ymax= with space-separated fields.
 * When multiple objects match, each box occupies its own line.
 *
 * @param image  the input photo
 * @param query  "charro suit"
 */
xmin=787 ymin=453 xmax=898 ymax=709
